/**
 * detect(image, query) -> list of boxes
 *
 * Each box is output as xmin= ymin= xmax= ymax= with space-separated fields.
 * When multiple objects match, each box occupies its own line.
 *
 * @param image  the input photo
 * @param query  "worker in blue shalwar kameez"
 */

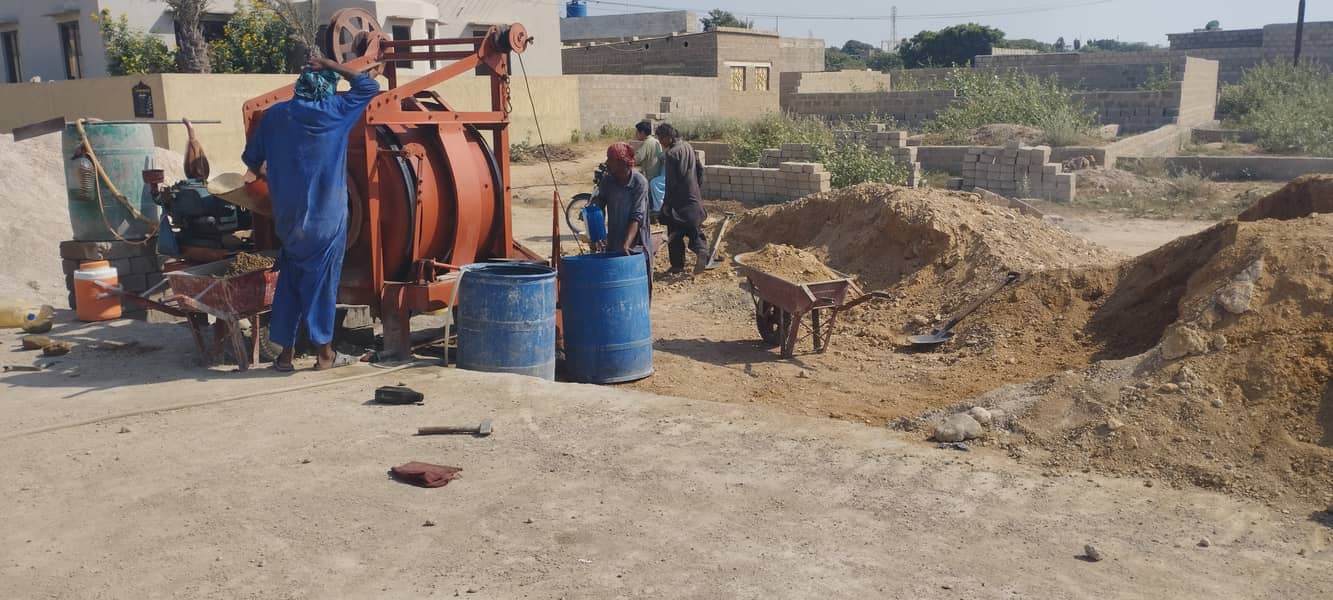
xmin=242 ymin=55 xmax=380 ymax=372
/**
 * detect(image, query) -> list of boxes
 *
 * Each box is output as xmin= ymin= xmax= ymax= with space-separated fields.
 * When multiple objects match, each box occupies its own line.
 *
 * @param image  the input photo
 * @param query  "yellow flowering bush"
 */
xmin=210 ymin=0 xmax=301 ymax=73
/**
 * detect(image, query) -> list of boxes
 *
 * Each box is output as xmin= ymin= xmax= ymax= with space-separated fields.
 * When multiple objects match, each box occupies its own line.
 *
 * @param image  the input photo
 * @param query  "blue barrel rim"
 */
xmin=460 ymin=262 xmax=556 ymax=278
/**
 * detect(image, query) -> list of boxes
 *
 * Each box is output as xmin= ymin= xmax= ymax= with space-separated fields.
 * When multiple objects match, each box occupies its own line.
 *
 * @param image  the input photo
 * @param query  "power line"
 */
xmin=574 ymin=0 xmax=1114 ymax=22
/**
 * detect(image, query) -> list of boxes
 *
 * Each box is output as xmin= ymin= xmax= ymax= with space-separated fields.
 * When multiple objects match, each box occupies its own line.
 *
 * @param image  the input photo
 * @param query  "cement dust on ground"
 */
xmin=2 ymin=326 xmax=1329 ymax=598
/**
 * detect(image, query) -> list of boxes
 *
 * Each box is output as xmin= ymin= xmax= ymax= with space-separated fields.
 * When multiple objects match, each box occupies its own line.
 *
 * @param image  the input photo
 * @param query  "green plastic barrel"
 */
xmin=61 ymin=122 xmax=159 ymax=241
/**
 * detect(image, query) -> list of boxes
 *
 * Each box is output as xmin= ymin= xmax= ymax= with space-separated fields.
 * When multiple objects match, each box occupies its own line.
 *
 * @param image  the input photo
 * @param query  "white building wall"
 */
xmin=0 ymin=0 xmax=559 ymax=82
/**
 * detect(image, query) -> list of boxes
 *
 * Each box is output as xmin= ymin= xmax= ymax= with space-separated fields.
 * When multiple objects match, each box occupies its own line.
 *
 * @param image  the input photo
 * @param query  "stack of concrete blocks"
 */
xmin=59 ymin=240 xmax=163 ymax=317
xmin=758 ymin=143 xmax=818 ymax=167
xmin=702 ymin=162 xmax=830 ymax=203
xmin=961 ymin=143 xmax=1076 ymax=202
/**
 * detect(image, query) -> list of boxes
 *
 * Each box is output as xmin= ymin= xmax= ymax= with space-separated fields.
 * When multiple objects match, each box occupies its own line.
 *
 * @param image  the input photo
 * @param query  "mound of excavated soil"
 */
xmin=1237 ymin=173 xmax=1333 ymax=221
xmin=737 ymin=244 xmax=844 ymax=283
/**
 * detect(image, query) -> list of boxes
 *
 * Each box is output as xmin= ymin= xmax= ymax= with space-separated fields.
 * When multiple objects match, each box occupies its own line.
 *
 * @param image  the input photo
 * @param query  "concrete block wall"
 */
xmin=899 ymin=57 xmax=1189 ymax=92
xmin=703 ymin=162 xmax=831 ymax=203
xmin=779 ymin=37 xmax=827 ymax=73
xmin=59 ymin=240 xmax=163 ymax=317
xmin=779 ymin=71 xmax=890 ymax=98
xmin=689 ymin=142 xmax=735 ymax=165
xmin=1168 ymin=28 xmax=1265 ymax=50
xmin=758 ymin=143 xmax=820 ymax=167
xmin=560 ymin=11 xmax=697 ymax=43
xmin=961 ymin=145 xmax=1075 ymax=202
xmin=1116 ymin=155 xmax=1333 ymax=181
xmin=1070 ymin=89 xmax=1181 ymax=133
xmin=575 ymin=75 xmax=720 ymax=131
xmin=1104 ymin=125 xmax=1189 ymax=159
xmin=832 ymin=124 xmax=910 ymax=150
xmin=562 ymin=32 xmax=720 ymax=76
xmin=784 ymin=90 xmax=959 ymax=124
xmin=1177 ymin=57 xmax=1219 ymax=127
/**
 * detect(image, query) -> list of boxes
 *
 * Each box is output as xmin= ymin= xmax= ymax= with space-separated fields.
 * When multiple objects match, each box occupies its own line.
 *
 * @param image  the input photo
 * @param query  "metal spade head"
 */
xmin=908 ymin=330 xmax=955 ymax=347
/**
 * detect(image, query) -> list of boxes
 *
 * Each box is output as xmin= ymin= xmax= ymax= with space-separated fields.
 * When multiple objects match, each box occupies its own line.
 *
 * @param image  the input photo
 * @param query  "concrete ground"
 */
xmin=1 ymin=318 xmax=1330 ymax=599
xmin=1 ymin=149 xmax=1329 ymax=598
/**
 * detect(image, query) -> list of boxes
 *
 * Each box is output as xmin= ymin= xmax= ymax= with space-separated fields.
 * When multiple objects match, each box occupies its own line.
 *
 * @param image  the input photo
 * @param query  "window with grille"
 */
xmin=754 ymin=66 xmax=770 ymax=91
xmin=730 ymin=66 xmax=745 ymax=91
xmin=59 ymin=21 xmax=81 ymax=79
xmin=1 ymin=31 xmax=19 ymax=83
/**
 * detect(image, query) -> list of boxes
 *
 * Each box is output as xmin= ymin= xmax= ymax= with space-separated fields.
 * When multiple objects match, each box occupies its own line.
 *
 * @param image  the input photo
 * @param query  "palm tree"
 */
xmin=165 ymin=0 xmax=212 ymax=73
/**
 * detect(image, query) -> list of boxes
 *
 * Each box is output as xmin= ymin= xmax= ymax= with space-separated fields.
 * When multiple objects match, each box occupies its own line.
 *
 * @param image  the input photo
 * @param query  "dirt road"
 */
xmin=1 ymin=322 xmax=1328 ymax=598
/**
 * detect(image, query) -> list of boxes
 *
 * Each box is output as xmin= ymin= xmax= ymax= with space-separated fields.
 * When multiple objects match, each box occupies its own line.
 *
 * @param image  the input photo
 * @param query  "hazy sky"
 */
xmin=581 ymin=0 xmax=1329 ymax=48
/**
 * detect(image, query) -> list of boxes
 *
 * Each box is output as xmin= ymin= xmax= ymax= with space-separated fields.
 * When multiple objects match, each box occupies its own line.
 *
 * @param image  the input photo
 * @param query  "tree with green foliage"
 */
xmin=1218 ymin=61 xmax=1333 ymax=155
xmin=94 ymin=10 xmax=176 ymax=75
xmin=210 ymin=0 xmax=301 ymax=73
xmin=1053 ymin=37 xmax=1066 ymax=52
xmin=1073 ymin=38 xmax=1082 ymax=50
xmin=898 ymin=23 xmax=1004 ymax=68
xmin=867 ymin=51 xmax=903 ymax=72
xmin=842 ymin=39 xmax=876 ymax=58
xmin=701 ymin=9 xmax=752 ymax=31
xmin=1205 ymin=20 xmax=1222 ymax=31
xmin=1080 ymin=38 xmax=1159 ymax=52
xmin=165 ymin=0 xmax=212 ymax=73
xmin=825 ymin=47 xmax=867 ymax=71
xmin=1003 ymin=38 xmax=1054 ymax=52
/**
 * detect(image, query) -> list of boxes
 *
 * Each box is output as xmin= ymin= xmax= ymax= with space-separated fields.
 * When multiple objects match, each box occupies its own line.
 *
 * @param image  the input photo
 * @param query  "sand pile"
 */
xmin=728 ymin=183 xmax=1116 ymax=354
xmin=1237 ymin=173 xmax=1333 ymax=221
xmin=737 ymin=244 xmax=844 ymax=283
xmin=0 ymin=132 xmax=186 ymax=302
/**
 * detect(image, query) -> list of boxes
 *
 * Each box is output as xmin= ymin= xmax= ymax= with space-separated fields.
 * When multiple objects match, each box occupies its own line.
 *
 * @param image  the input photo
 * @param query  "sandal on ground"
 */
xmin=314 ymin=351 xmax=358 ymax=371
xmin=272 ymin=361 xmax=295 ymax=373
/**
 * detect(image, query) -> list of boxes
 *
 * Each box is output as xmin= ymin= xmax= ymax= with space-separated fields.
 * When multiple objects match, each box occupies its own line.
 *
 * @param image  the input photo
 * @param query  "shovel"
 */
xmin=908 ymin=271 xmax=1021 ymax=348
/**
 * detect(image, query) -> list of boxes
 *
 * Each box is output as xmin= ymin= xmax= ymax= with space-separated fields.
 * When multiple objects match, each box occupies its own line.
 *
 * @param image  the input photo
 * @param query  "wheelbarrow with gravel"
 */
xmin=94 ymin=252 xmax=280 ymax=371
xmin=733 ymin=251 xmax=891 ymax=357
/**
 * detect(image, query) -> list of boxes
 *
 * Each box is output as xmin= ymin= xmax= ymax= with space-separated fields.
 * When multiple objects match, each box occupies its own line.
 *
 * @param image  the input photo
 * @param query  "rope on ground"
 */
xmin=0 ymin=360 xmax=431 ymax=442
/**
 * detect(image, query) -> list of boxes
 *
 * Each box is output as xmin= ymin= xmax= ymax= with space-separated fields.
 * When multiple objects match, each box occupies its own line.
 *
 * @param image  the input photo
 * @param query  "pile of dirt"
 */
xmin=737 ymin=243 xmax=844 ymax=283
xmin=223 ymin=252 xmax=275 ymax=276
xmin=1237 ymin=173 xmax=1333 ymax=221
xmin=0 ymin=132 xmax=186 ymax=302
xmin=512 ymin=143 xmax=580 ymax=164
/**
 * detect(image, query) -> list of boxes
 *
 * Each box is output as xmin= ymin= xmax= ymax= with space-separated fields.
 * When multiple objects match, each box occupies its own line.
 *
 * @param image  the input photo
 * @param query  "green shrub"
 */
xmin=95 ymin=10 xmax=176 ymax=75
xmin=210 ymin=0 xmax=302 ymax=74
xmin=672 ymin=115 xmax=744 ymax=141
xmin=925 ymin=69 xmax=1097 ymax=142
xmin=1218 ymin=61 xmax=1333 ymax=155
xmin=721 ymin=113 xmax=833 ymax=166
xmin=817 ymin=143 xmax=909 ymax=187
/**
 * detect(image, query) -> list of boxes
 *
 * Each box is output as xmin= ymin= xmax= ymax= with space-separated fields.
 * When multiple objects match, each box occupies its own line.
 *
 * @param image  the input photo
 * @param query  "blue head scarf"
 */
xmin=294 ymin=69 xmax=340 ymax=101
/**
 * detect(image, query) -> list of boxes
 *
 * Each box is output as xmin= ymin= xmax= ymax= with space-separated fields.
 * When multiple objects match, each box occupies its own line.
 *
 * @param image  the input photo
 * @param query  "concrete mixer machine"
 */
xmin=241 ymin=8 xmax=544 ymax=359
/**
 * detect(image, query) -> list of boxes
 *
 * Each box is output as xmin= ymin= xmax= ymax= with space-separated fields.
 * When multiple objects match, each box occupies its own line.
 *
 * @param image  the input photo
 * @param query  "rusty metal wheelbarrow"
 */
xmin=733 ymin=251 xmax=891 ymax=357
xmin=96 ymin=253 xmax=279 ymax=371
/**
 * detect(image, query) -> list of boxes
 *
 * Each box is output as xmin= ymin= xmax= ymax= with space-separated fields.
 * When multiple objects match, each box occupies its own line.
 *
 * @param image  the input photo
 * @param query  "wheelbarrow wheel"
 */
xmin=225 ymin=317 xmax=284 ymax=364
xmin=755 ymin=300 xmax=789 ymax=347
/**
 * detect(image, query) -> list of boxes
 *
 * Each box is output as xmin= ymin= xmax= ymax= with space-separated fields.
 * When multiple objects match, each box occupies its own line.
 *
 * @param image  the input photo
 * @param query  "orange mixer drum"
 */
xmin=337 ymin=122 xmax=503 ymax=306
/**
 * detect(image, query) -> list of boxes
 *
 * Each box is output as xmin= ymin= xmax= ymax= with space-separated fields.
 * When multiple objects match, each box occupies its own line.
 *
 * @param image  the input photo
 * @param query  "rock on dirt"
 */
xmin=1159 ymin=324 xmax=1209 ymax=361
xmin=968 ymin=406 xmax=993 ymax=426
xmin=933 ymin=413 xmax=983 ymax=442
xmin=1084 ymin=544 xmax=1105 ymax=562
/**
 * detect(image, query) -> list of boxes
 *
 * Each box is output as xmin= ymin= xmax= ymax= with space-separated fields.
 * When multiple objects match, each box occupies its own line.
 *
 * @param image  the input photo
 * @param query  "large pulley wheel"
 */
xmin=755 ymin=300 xmax=789 ymax=348
xmin=324 ymin=8 xmax=383 ymax=77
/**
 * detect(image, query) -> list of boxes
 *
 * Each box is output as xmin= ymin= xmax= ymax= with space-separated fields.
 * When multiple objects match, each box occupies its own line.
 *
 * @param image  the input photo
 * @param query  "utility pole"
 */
xmin=890 ymin=5 xmax=898 ymax=49
xmin=1294 ymin=0 xmax=1307 ymax=65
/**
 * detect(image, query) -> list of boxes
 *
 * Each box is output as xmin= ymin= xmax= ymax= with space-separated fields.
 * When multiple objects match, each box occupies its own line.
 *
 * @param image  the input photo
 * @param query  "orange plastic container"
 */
xmin=73 ymin=260 xmax=122 ymax=321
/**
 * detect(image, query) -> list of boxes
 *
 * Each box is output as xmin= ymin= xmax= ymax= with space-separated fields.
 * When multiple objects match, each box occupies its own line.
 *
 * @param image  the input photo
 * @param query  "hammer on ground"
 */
xmin=417 ymin=419 xmax=493 ymax=437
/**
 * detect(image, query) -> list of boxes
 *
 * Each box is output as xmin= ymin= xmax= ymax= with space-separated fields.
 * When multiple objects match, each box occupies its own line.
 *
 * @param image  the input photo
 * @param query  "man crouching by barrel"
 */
xmin=592 ymin=143 xmax=654 ymax=298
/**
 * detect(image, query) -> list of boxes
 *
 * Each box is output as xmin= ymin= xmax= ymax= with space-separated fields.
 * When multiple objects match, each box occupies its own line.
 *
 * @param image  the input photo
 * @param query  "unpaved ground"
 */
xmin=2 ymin=320 xmax=1330 ymax=599
xmin=3 ymin=144 xmax=1330 ymax=597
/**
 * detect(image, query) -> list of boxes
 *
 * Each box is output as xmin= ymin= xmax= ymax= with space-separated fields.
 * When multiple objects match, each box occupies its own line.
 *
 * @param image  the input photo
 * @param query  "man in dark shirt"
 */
xmin=654 ymin=123 xmax=709 ymax=274
xmin=591 ymin=143 xmax=654 ymax=294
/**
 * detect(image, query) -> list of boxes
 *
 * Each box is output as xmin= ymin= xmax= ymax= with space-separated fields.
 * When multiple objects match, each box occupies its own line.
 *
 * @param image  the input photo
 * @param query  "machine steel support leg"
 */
xmin=381 ymin=284 xmax=412 ymax=361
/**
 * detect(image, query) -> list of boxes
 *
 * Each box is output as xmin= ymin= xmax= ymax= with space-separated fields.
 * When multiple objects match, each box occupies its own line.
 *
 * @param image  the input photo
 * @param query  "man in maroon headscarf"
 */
xmin=592 ymin=142 xmax=654 ymax=294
